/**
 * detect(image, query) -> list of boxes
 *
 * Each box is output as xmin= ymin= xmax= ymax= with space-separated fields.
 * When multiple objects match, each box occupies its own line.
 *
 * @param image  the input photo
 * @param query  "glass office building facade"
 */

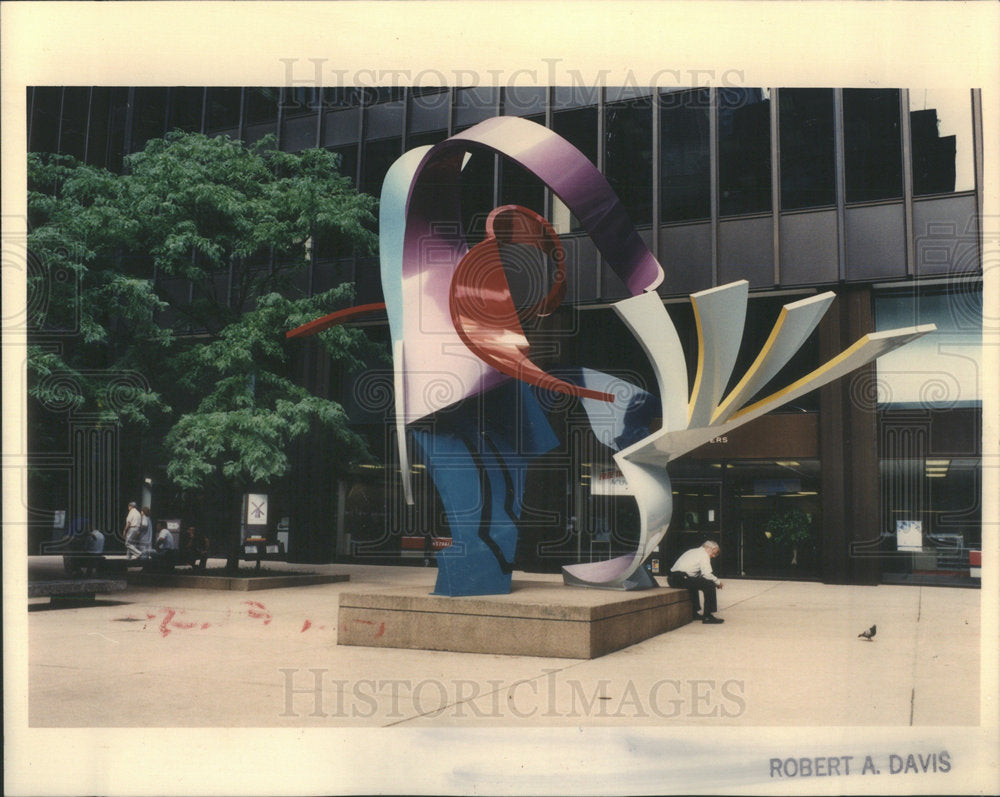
xmin=26 ymin=85 xmax=984 ymax=586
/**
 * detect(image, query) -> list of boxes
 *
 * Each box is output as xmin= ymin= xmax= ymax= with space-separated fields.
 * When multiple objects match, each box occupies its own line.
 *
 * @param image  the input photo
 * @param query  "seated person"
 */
xmin=667 ymin=540 xmax=725 ymax=624
xmin=82 ymin=529 xmax=105 ymax=576
xmin=178 ymin=525 xmax=210 ymax=570
xmin=63 ymin=528 xmax=105 ymax=577
xmin=141 ymin=522 xmax=177 ymax=572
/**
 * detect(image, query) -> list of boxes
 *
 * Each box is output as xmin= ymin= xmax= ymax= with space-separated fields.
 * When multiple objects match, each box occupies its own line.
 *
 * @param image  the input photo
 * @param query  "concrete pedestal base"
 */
xmin=338 ymin=580 xmax=693 ymax=659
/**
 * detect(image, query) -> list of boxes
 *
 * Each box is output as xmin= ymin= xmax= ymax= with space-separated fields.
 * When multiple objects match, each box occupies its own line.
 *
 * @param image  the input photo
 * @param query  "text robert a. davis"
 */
xmin=769 ymin=750 xmax=951 ymax=779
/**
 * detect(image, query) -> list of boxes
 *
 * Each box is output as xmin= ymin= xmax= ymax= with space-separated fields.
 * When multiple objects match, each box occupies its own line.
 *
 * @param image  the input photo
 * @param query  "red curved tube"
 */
xmin=285 ymin=302 xmax=387 ymax=338
xmin=450 ymin=206 xmax=613 ymax=403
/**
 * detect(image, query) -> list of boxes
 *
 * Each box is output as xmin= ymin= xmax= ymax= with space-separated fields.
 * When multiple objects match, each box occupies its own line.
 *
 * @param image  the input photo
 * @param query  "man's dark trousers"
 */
xmin=667 ymin=571 xmax=717 ymax=614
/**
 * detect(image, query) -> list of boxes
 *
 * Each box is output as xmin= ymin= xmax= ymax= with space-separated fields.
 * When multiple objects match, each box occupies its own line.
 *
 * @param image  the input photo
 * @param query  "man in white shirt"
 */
xmin=123 ymin=502 xmax=142 ymax=558
xmin=155 ymin=523 xmax=176 ymax=552
xmin=667 ymin=540 xmax=724 ymax=624
xmin=143 ymin=522 xmax=177 ymax=573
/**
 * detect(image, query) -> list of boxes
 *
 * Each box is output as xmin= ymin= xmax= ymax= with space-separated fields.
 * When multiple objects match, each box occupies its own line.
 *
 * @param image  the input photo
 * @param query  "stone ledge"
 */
xmin=28 ymin=578 xmax=127 ymax=602
xmin=128 ymin=572 xmax=349 ymax=591
xmin=339 ymin=580 xmax=692 ymax=659
xmin=29 ymin=578 xmax=127 ymax=597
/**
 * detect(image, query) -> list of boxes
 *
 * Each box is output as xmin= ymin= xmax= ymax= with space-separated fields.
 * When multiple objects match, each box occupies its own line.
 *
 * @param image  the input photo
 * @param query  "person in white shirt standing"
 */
xmin=667 ymin=540 xmax=725 ymax=624
xmin=123 ymin=501 xmax=142 ymax=558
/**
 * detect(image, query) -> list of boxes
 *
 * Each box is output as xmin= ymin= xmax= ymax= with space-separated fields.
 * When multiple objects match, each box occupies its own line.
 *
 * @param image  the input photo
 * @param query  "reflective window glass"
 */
xmin=206 ymin=87 xmax=241 ymax=130
xmin=245 ymin=88 xmax=280 ymax=126
xmin=878 ymin=455 xmax=981 ymax=586
xmin=361 ymin=137 xmax=401 ymax=197
xmin=779 ymin=89 xmax=835 ymax=210
xmin=500 ymin=115 xmax=546 ymax=215
xmin=168 ymin=87 xmax=204 ymax=133
xmin=843 ymin=89 xmax=903 ymax=203
xmin=406 ymin=130 xmax=447 ymax=150
xmin=106 ymin=88 xmax=129 ymax=173
xmin=458 ymin=148 xmax=496 ymax=243
xmin=874 ymin=286 xmax=982 ymax=408
xmin=86 ymin=88 xmax=112 ymax=166
xmin=659 ymin=88 xmax=710 ymax=222
xmin=552 ymin=106 xmax=597 ymax=232
xmin=283 ymin=87 xmax=324 ymax=116
xmin=605 ymin=99 xmax=653 ymax=225
xmin=60 ymin=87 xmax=90 ymax=160
xmin=909 ymin=89 xmax=975 ymax=195
xmin=29 ymin=87 xmax=62 ymax=154
xmin=718 ymin=88 xmax=772 ymax=216
xmin=132 ymin=87 xmax=168 ymax=149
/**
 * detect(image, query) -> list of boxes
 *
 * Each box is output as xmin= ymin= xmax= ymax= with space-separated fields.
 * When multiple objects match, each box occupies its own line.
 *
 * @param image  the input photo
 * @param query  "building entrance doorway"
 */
xmin=660 ymin=480 xmax=724 ymax=574
xmin=728 ymin=460 xmax=822 ymax=579
xmin=657 ymin=458 xmax=822 ymax=580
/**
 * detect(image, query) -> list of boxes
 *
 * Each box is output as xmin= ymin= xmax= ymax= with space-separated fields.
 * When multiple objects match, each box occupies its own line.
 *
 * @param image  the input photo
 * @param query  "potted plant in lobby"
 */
xmin=762 ymin=509 xmax=814 ymax=567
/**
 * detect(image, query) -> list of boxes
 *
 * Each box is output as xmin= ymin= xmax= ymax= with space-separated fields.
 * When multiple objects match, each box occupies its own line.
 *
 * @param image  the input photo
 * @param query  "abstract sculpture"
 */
xmin=289 ymin=116 xmax=932 ymax=596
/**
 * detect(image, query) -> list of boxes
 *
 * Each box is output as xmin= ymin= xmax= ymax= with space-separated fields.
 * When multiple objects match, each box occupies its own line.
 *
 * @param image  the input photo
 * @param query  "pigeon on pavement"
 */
xmin=858 ymin=624 xmax=876 ymax=641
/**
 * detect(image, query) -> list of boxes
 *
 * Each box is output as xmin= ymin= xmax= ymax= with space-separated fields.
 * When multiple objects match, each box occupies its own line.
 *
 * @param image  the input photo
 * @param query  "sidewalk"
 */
xmin=25 ymin=556 xmax=981 ymax=728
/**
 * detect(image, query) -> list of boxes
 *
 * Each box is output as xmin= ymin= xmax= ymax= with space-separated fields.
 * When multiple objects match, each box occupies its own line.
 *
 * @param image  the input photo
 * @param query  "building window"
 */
xmin=106 ymin=88 xmax=129 ymax=173
xmin=552 ymin=106 xmax=598 ymax=233
xmin=727 ymin=294 xmax=821 ymax=412
xmin=282 ymin=87 xmax=323 ymax=116
xmin=360 ymin=137 xmax=401 ymax=197
xmin=604 ymin=98 xmax=653 ymax=225
xmin=874 ymin=285 xmax=982 ymax=409
xmin=86 ymin=88 xmax=112 ymax=166
xmin=876 ymin=285 xmax=982 ymax=587
xmin=459 ymin=148 xmax=496 ymax=242
xmin=245 ymin=88 xmax=280 ymax=127
xmin=60 ymin=87 xmax=90 ymax=161
xmin=878 ymin=453 xmax=981 ymax=584
xmin=843 ymin=89 xmax=903 ymax=203
xmin=168 ymin=87 xmax=204 ymax=133
xmin=205 ymin=87 xmax=241 ymax=131
xmin=410 ymin=87 xmax=449 ymax=100
xmin=132 ymin=87 xmax=168 ymax=150
xmin=659 ymin=88 xmax=711 ymax=222
xmin=909 ymin=89 xmax=975 ymax=196
xmin=500 ymin=115 xmax=546 ymax=215
xmin=718 ymin=88 xmax=772 ymax=217
xmin=29 ymin=87 xmax=62 ymax=154
xmin=779 ymin=89 xmax=836 ymax=211
xmin=367 ymin=88 xmax=405 ymax=105
xmin=328 ymin=144 xmax=358 ymax=187
xmin=553 ymin=106 xmax=598 ymax=164
xmin=406 ymin=130 xmax=447 ymax=150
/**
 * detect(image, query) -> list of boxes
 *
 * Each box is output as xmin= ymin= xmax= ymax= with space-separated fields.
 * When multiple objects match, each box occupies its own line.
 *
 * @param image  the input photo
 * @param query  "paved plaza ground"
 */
xmin=22 ymin=556 xmax=982 ymax=727
xmin=9 ymin=556 xmax=997 ymax=795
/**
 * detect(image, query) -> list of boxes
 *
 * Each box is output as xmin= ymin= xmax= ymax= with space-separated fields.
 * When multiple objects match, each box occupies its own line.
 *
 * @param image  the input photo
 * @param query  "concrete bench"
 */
xmin=29 ymin=578 xmax=127 ymax=605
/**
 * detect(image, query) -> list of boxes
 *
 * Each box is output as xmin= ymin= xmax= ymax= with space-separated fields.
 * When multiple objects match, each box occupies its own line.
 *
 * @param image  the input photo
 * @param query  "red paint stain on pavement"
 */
xmin=375 ymin=621 xmax=386 ymax=639
xmin=243 ymin=600 xmax=272 ymax=625
xmin=159 ymin=608 xmax=177 ymax=637
xmin=301 ymin=619 xmax=312 ymax=632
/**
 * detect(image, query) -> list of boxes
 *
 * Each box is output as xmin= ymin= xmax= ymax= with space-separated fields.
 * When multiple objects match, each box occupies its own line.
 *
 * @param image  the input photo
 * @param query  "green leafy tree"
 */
xmin=27 ymin=132 xmax=383 ymax=539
